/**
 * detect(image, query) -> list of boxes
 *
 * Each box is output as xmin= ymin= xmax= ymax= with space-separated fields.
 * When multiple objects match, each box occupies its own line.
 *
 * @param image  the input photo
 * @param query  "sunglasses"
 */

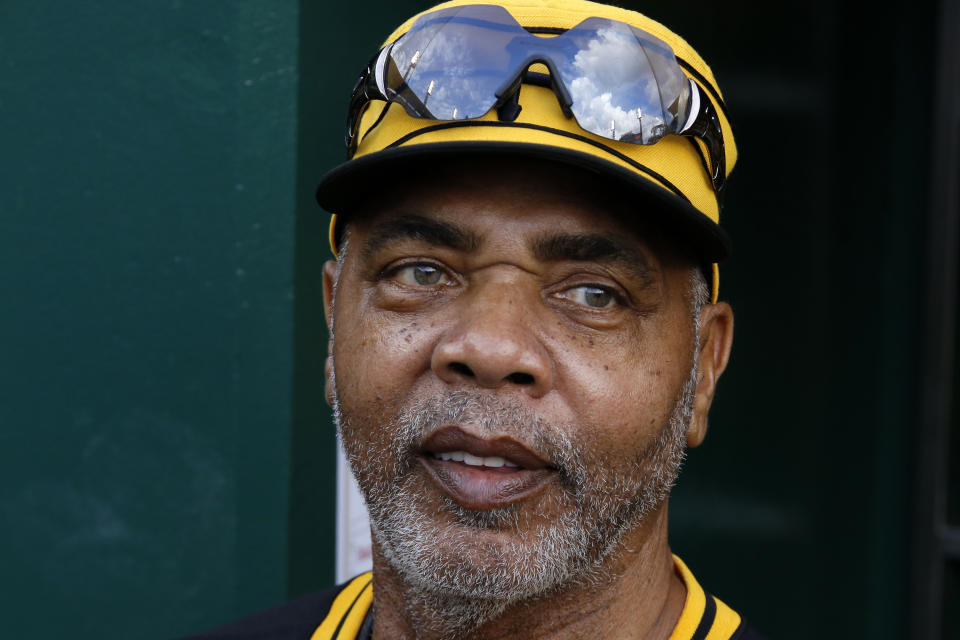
xmin=345 ymin=4 xmax=728 ymax=192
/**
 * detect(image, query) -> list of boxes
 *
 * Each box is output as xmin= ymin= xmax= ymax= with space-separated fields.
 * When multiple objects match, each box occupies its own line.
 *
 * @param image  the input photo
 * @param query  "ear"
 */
xmin=322 ymin=259 xmax=340 ymax=407
xmin=687 ymin=301 xmax=734 ymax=448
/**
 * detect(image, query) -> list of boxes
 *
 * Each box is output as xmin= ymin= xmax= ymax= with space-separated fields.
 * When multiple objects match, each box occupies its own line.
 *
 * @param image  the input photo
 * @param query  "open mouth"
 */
xmin=418 ymin=426 xmax=556 ymax=510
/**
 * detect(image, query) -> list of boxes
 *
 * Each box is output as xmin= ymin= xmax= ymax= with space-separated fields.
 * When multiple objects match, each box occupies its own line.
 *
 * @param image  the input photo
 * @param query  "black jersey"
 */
xmin=184 ymin=556 xmax=766 ymax=639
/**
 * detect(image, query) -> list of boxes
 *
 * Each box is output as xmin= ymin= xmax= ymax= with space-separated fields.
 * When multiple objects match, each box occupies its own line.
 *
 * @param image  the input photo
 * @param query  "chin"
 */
xmin=368 ymin=476 xmax=612 ymax=604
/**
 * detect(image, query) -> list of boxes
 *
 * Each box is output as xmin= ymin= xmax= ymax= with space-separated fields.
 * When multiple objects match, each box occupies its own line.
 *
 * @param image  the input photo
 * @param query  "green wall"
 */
xmin=1 ymin=2 xmax=302 ymax=637
xmin=0 ymin=1 xmax=937 ymax=638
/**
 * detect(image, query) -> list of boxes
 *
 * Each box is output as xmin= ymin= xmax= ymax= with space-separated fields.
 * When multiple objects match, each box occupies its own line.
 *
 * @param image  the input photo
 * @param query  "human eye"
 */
xmin=389 ymin=262 xmax=452 ymax=287
xmin=559 ymin=284 xmax=620 ymax=309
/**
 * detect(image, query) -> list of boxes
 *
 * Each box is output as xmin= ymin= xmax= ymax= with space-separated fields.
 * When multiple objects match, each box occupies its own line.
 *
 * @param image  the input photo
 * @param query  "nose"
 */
xmin=431 ymin=279 xmax=553 ymax=398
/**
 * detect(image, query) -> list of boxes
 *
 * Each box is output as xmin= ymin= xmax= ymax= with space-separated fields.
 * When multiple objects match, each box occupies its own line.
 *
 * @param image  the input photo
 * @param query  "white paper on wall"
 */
xmin=335 ymin=444 xmax=372 ymax=583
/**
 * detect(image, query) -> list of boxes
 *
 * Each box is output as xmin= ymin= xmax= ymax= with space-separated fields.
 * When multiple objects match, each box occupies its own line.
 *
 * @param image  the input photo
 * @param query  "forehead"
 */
xmin=341 ymin=158 xmax=690 ymax=264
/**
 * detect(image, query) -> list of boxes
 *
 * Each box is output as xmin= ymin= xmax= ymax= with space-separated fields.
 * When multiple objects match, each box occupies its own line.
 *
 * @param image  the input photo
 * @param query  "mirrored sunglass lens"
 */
xmin=557 ymin=18 xmax=690 ymax=144
xmin=386 ymin=5 xmax=528 ymax=120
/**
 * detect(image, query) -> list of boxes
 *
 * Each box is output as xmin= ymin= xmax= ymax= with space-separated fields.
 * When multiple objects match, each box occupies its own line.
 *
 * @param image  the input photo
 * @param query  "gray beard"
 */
xmin=333 ymin=368 xmax=696 ymax=638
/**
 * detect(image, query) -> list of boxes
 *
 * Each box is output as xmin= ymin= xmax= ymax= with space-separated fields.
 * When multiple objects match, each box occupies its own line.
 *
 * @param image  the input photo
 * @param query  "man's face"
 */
xmin=323 ymin=163 xmax=717 ymax=608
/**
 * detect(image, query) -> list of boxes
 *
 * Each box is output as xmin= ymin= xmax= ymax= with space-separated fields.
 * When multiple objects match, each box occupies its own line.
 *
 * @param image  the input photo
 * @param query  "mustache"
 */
xmin=388 ymin=390 xmax=584 ymax=486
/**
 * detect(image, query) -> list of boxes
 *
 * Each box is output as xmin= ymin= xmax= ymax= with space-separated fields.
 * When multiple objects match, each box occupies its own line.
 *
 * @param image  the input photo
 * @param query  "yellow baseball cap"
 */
xmin=316 ymin=0 xmax=737 ymax=301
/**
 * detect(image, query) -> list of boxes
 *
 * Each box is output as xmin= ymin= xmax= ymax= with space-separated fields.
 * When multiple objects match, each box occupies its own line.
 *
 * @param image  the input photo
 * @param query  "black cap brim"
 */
xmin=316 ymin=141 xmax=730 ymax=262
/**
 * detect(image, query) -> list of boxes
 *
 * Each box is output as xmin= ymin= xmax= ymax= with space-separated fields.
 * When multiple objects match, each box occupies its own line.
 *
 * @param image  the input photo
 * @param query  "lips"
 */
xmin=418 ymin=426 xmax=556 ymax=510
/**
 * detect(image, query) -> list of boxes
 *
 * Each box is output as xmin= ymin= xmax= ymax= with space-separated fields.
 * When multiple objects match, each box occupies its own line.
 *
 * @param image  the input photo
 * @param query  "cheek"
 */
xmin=332 ymin=305 xmax=439 ymax=413
xmin=552 ymin=330 xmax=689 ymax=452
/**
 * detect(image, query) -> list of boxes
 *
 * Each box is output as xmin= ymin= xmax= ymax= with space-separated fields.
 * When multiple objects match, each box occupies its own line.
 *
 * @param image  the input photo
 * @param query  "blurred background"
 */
xmin=1 ymin=0 xmax=957 ymax=638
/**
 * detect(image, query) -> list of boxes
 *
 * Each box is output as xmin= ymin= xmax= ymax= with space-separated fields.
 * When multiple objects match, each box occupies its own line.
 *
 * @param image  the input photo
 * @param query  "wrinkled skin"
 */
xmin=323 ymin=161 xmax=734 ymax=640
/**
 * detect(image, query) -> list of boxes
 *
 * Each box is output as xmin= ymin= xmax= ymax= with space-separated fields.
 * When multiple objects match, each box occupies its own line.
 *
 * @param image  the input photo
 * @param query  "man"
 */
xmin=189 ymin=0 xmax=764 ymax=638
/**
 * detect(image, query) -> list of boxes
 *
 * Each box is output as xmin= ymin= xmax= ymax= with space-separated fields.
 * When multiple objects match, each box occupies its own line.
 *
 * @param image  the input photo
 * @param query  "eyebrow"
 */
xmin=360 ymin=214 xmax=482 ymax=258
xmin=531 ymin=232 xmax=656 ymax=283
xmin=359 ymin=217 xmax=656 ymax=282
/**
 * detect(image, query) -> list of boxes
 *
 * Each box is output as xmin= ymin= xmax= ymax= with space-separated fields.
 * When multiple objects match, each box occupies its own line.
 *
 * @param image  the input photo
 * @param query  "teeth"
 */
xmin=434 ymin=450 xmax=519 ymax=468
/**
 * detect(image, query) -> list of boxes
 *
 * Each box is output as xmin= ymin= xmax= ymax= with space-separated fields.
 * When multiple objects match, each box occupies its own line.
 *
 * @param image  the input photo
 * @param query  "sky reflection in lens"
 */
xmin=383 ymin=6 xmax=691 ymax=144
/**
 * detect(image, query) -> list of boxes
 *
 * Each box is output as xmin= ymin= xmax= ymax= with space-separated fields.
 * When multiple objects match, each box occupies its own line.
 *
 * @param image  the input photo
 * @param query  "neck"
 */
xmin=370 ymin=504 xmax=685 ymax=640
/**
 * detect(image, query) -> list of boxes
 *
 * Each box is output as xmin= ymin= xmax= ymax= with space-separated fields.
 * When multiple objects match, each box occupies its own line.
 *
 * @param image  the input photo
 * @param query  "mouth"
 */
xmin=418 ymin=426 xmax=556 ymax=510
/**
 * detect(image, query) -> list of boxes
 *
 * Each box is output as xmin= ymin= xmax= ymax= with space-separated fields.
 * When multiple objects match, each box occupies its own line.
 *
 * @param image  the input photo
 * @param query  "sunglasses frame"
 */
xmin=344 ymin=7 xmax=727 ymax=193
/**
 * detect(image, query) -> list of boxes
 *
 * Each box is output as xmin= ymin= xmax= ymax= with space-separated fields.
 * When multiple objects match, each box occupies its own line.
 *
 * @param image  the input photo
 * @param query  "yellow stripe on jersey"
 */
xmin=310 ymin=572 xmax=373 ymax=640
xmin=670 ymin=555 xmax=742 ymax=640
xmin=312 ymin=558 xmax=743 ymax=640
xmin=670 ymin=555 xmax=708 ymax=640
xmin=706 ymin=597 xmax=744 ymax=640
